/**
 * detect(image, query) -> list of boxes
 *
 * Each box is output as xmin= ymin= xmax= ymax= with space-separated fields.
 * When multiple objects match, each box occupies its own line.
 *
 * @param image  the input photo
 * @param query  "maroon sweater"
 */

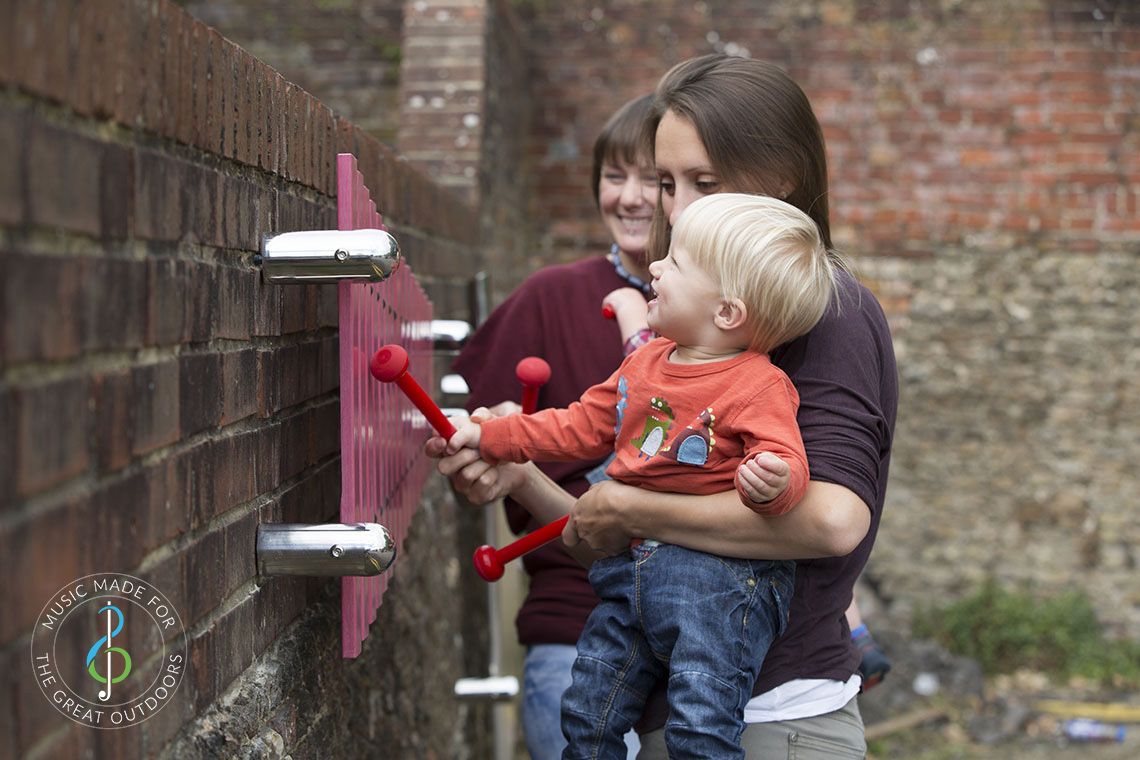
xmin=453 ymin=255 xmax=633 ymax=646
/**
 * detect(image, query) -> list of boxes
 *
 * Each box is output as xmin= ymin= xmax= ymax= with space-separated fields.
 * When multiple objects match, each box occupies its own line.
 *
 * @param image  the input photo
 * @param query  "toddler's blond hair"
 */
xmin=671 ymin=193 xmax=835 ymax=353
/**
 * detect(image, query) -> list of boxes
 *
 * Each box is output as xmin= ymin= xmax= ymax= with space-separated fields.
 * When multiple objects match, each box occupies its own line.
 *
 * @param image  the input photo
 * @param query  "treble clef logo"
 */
xmin=85 ymin=602 xmax=132 ymax=702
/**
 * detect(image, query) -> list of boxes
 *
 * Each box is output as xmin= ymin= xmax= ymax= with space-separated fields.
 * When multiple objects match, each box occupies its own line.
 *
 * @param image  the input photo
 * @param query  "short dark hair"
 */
xmin=591 ymin=94 xmax=655 ymax=207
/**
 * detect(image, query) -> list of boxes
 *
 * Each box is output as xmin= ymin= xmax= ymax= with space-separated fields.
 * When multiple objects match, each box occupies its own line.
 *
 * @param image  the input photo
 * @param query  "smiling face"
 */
xmin=598 ymin=159 xmax=657 ymax=272
xmin=654 ymin=109 xmax=728 ymax=228
xmin=646 ymin=242 xmax=722 ymax=346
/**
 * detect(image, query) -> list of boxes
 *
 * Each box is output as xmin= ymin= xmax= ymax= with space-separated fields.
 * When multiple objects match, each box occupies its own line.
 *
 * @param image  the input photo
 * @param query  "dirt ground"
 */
xmin=861 ymin=670 xmax=1139 ymax=759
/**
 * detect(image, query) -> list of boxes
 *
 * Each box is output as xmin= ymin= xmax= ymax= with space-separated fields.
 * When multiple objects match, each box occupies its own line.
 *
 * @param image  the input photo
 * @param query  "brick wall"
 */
xmin=513 ymin=0 xmax=1140 ymax=635
xmin=182 ymin=0 xmax=405 ymax=146
xmin=1 ymin=1 xmax=490 ymax=757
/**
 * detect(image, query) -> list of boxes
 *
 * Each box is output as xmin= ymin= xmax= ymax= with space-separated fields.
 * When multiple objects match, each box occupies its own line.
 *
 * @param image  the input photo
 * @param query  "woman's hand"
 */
xmin=562 ymin=479 xmax=638 ymax=555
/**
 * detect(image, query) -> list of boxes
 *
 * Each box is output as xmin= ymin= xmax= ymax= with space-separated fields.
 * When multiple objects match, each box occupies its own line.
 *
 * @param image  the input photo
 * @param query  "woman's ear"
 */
xmin=715 ymin=298 xmax=748 ymax=331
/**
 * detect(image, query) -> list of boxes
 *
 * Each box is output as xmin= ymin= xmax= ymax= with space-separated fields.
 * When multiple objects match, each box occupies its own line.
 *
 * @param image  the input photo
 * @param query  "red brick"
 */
xmin=2 ymin=253 xmax=85 ymax=363
xmin=221 ymin=38 xmax=239 ymax=160
xmin=190 ymin=22 xmax=208 ymax=150
xmin=206 ymin=432 xmax=263 ymax=521
xmin=238 ymin=54 xmax=255 ymax=167
xmin=179 ymin=352 xmax=223 ymax=437
xmin=113 ymin=0 xmax=146 ymax=128
xmin=99 ymin=142 xmax=135 ymax=239
xmin=172 ymin=8 xmax=194 ymax=146
xmin=0 ymin=389 xmax=12 ymax=504
xmin=14 ymin=0 xmax=70 ymax=103
xmin=220 ymin=173 xmax=238 ymax=249
xmin=84 ymin=468 xmax=152 ymax=572
xmin=144 ymin=454 xmax=191 ymax=550
xmin=27 ymin=122 xmax=101 ymax=236
xmin=15 ymin=375 xmax=90 ymax=497
xmin=0 ymin=107 xmax=24 ymax=226
xmin=221 ymin=348 xmax=260 ymax=425
xmin=0 ymin=496 xmax=85 ymax=648
xmin=92 ymin=368 xmax=134 ymax=474
xmin=183 ymin=527 xmax=225 ymax=627
xmin=278 ymin=406 xmax=312 ymax=483
xmin=258 ymin=341 xmax=324 ymax=416
xmin=223 ymin=508 xmax=258 ymax=592
xmin=146 ymin=257 xmax=188 ymax=346
xmin=312 ymin=398 xmax=339 ymax=464
xmin=250 ymin=570 xmax=308 ymax=652
xmin=134 ymin=149 xmax=185 ymax=242
xmin=207 ymin=28 xmax=226 ymax=155
xmin=132 ymin=359 xmax=181 ymax=456
xmin=83 ymin=257 xmax=147 ymax=352
xmin=0 ymin=648 xmax=17 ymax=751
xmin=184 ymin=259 xmax=220 ymax=342
xmin=279 ymin=283 xmax=309 ymax=335
xmin=139 ymin=0 xmax=164 ymax=132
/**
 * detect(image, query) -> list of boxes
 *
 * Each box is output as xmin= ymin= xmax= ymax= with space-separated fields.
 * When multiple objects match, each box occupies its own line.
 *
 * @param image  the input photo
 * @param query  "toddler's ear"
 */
xmin=715 ymin=298 xmax=748 ymax=331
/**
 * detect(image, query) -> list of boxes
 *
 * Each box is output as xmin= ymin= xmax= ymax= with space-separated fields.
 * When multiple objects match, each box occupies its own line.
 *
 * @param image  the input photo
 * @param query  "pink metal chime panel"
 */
xmin=336 ymin=153 xmax=434 ymax=658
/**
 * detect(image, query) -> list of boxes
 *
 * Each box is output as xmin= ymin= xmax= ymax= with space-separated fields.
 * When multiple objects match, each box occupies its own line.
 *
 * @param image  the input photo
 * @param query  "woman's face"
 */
xmin=654 ymin=109 xmax=725 ymax=226
xmin=597 ymin=159 xmax=657 ymax=259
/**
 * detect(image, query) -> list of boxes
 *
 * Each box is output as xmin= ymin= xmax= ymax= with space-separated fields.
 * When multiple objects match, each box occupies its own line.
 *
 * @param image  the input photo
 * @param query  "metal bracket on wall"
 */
xmin=257 ymin=523 xmax=396 ymax=578
xmin=258 ymin=228 xmax=401 ymax=283
xmin=254 ymin=228 xmax=404 ymax=582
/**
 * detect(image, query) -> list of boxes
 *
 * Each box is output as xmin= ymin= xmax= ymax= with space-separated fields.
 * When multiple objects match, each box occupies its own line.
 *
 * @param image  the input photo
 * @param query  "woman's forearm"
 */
xmin=510 ymin=463 xmax=609 ymax=566
xmin=612 ymin=480 xmax=871 ymax=560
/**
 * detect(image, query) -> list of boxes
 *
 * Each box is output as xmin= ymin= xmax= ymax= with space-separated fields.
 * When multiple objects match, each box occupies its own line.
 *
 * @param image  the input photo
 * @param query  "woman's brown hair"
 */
xmin=645 ymin=54 xmax=834 ymax=261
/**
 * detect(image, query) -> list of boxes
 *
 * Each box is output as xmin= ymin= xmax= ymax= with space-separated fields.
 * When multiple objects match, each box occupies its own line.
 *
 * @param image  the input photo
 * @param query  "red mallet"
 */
xmin=601 ymin=304 xmax=616 ymax=320
xmin=473 ymin=515 xmax=570 ymax=581
xmin=370 ymin=344 xmax=457 ymax=438
xmin=515 ymin=357 xmax=551 ymax=415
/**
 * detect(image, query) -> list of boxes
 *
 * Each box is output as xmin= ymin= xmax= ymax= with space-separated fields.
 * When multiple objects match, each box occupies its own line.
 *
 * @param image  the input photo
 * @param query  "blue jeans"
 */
xmin=561 ymin=543 xmax=794 ymax=760
xmin=523 ymin=645 xmax=640 ymax=760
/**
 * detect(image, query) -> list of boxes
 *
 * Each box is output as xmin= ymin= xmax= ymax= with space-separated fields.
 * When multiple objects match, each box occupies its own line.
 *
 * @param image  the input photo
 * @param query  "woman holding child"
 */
xmin=433 ymin=54 xmax=897 ymax=759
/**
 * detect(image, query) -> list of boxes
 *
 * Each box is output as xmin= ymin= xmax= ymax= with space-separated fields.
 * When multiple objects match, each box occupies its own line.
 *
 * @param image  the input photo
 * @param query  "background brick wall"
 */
xmin=1 ymin=1 xmax=491 ymax=757
xmin=181 ymin=0 xmax=405 ymax=146
xmin=507 ymin=0 xmax=1140 ymax=637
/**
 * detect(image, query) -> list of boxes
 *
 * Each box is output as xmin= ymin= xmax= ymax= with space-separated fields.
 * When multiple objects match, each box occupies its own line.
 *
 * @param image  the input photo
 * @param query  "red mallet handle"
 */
xmin=370 ymin=344 xmax=457 ymax=438
xmin=515 ymin=357 xmax=551 ymax=415
xmin=601 ymin=304 xmax=616 ymax=320
xmin=473 ymin=515 xmax=570 ymax=581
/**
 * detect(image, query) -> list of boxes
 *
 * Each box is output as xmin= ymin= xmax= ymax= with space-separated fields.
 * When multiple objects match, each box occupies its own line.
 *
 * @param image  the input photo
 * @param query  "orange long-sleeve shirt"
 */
xmin=478 ymin=338 xmax=809 ymax=516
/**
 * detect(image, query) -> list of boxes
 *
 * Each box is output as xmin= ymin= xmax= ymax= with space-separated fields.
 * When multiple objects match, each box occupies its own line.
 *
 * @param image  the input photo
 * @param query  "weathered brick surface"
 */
xmin=4 ymin=3 xmax=486 ymax=758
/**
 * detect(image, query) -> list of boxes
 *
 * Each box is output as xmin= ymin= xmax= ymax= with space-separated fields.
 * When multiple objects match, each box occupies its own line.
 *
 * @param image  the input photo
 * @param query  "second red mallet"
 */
xmin=370 ymin=344 xmax=457 ymax=438
xmin=473 ymin=514 xmax=570 ymax=582
xmin=515 ymin=357 xmax=551 ymax=415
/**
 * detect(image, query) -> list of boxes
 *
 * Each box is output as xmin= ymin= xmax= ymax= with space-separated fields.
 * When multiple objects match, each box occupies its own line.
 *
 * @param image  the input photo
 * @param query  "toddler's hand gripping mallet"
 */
xmin=472 ymin=355 xmax=561 ymax=582
xmin=369 ymin=344 xmax=457 ymax=438
xmin=515 ymin=357 xmax=551 ymax=415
